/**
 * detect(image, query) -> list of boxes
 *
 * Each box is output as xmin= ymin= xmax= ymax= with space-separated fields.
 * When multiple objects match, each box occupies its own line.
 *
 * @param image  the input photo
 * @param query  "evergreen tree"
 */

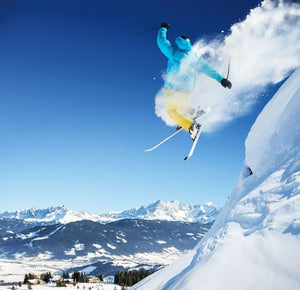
xmin=114 ymin=273 xmax=119 ymax=285
xmin=41 ymin=272 xmax=52 ymax=283
xmin=24 ymin=274 xmax=29 ymax=284
xmin=56 ymin=280 xmax=67 ymax=287
xmin=62 ymin=271 xmax=70 ymax=280
xmin=72 ymin=271 xmax=80 ymax=283
xmin=24 ymin=273 xmax=37 ymax=284
xmin=127 ymin=272 xmax=133 ymax=286
xmin=79 ymin=272 xmax=84 ymax=282
xmin=114 ymin=269 xmax=154 ymax=287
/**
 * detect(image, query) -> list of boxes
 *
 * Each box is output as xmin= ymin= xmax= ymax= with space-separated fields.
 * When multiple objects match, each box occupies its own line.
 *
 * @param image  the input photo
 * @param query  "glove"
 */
xmin=161 ymin=22 xmax=170 ymax=30
xmin=221 ymin=78 xmax=232 ymax=89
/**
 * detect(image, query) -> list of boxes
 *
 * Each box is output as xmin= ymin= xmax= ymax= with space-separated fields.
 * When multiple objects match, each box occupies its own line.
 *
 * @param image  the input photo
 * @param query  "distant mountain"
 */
xmin=101 ymin=200 xmax=220 ymax=223
xmin=0 ymin=206 xmax=101 ymax=225
xmin=0 ymin=200 xmax=220 ymax=280
xmin=0 ymin=200 xmax=221 ymax=226
xmin=0 ymin=218 xmax=37 ymax=236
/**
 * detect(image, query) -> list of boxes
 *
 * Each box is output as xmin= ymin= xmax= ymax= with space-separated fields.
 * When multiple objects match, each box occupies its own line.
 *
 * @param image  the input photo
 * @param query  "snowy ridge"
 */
xmin=0 ymin=206 xmax=101 ymax=225
xmin=0 ymin=200 xmax=220 ymax=225
xmin=132 ymin=69 xmax=300 ymax=289
xmin=101 ymin=200 xmax=220 ymax=223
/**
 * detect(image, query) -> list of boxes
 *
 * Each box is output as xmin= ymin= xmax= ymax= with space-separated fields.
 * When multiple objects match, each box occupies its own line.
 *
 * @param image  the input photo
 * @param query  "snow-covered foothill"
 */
xmin=132 ymin=69 xmax=300 ymax=289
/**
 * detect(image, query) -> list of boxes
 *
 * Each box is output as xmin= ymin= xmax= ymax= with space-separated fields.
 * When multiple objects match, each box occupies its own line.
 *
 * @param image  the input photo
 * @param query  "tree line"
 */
xmin=64 ymin=271 xmax=103 ymax=283
xmin=23 ymin=271 xmax=104 ymax=284
xmin=23 ymin=268 xmax=152 ymax=287
xmin=23 ymin=272 xmax=52 ymax=284
xmin=114 ymin=269 xmax=154 ymax=287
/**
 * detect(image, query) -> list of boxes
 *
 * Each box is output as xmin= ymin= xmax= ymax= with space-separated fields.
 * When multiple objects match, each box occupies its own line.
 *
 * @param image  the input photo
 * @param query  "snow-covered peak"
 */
xmin=101 ymin=200 xmax=220 ymax=223
xmin=132 ymin=69 xmax=300 ymax=289
xmin=0 ymin=205 xmax=66 ymax=220
xmin=0 ymin=200 xmax=220 ymax=225
xmin=0 ymin=205 xmax=101 ymax=224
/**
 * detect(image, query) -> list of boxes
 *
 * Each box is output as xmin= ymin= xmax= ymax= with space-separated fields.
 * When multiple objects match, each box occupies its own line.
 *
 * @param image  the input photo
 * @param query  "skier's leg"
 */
xmin=164 ymin=89 xmax=193 ymax=131
xmin=166 ymin=102 xmax=193 ymax=131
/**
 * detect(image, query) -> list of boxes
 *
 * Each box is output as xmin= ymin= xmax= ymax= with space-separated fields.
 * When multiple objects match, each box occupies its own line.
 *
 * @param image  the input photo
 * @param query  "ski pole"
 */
xmin=226 ymin=57 xmax=231 ymax=80
xmin=133 ymin=26 xmax=161 ymax=37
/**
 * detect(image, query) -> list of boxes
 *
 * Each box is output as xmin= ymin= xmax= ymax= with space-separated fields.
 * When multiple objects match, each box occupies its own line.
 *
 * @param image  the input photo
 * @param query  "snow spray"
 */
xmin=155 ymin=0 xmax=300 ymax=132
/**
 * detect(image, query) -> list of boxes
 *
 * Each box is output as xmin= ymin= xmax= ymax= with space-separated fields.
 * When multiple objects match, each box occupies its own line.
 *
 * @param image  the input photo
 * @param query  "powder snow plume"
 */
xmin=155 ymin=0 xmax=300 ymax=132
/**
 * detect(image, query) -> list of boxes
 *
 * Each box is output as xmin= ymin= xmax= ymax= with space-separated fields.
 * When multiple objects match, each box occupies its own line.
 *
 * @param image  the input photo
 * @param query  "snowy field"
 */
xmin=0 ymin=245 xmax=184 ymax=284
xmin=0 ymin=284 xmax=121 ymax=290
xmin=0 ymin=259 xmax=93 ymax=284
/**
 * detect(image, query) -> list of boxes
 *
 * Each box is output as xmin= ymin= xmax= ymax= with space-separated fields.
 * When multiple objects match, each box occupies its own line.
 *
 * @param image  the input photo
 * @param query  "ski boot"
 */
xmin=187 ymin=107 xmax=206 ymax=120
xmin=189 ymin=122 xmax=201 ymax=141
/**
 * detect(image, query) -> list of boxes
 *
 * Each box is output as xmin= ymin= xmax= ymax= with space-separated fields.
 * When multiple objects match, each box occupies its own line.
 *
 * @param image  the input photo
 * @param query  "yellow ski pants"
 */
xmin=164 ymin=88 xmax=193 ymax=131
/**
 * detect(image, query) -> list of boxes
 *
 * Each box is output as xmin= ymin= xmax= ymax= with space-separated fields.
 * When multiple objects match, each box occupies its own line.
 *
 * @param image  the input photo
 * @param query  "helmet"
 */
xmin=175 ymin=36 xmax=192 ymax=51
xmin=180 ymin=36 xmax=190 ymax=42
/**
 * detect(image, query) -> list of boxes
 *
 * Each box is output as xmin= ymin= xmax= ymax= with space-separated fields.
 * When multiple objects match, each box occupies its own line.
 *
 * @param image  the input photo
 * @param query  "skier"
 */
xmin=157 ymin=23 xmax=232 ymax=140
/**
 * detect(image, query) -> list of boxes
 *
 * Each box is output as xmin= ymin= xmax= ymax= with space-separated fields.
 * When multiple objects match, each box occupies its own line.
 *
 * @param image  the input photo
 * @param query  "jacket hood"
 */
xmin=175 ymin=36 xmax=192 ymax=51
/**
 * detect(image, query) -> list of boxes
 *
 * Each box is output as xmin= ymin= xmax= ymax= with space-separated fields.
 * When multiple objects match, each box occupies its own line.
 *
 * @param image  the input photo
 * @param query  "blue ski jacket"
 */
xmin=157 ymin=27 xmax=223 ymax=90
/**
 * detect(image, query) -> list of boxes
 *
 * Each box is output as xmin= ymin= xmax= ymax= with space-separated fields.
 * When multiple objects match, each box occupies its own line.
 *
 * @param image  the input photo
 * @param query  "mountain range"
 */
xmin=0 ymin=200 xmax=219 ymax=282
xmin=0 ymin=200 xmax=220 ymax=226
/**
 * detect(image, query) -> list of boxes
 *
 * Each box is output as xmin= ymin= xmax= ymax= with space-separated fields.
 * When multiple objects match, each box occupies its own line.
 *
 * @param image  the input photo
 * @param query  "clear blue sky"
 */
xmin=0 ymin=0 xmax=278 ymax=213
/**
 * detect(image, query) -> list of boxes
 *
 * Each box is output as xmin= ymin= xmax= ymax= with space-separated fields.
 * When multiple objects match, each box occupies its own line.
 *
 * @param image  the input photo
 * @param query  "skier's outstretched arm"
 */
xmin=196 ymin=57 xmax=224 ymax=83
xmin=157 ymin=25 xmax=173 ymax=59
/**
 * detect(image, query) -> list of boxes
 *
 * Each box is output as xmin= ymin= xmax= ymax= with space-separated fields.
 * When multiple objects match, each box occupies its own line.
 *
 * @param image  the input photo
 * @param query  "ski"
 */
xmin=189 ymin=108 xmax=206 ymax=120
xmin=144 ymin=108 xmax=206 ymax=155
xmin=144 ymin=127 xmax=184 ymax=152
xmin=184 ymin=124 xmax=203 ymax=160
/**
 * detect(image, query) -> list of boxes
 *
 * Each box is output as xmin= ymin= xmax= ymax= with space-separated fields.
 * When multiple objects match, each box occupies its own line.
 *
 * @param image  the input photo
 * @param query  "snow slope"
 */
xmin=132 ymin=69 xmax=300 ymax=290
xmin=0 ymin=283 xmax=121 ymax=290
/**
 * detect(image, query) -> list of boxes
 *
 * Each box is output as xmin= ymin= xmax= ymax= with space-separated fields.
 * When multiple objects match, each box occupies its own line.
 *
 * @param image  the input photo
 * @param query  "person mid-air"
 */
xmin=157 ymin=22 xmax=232 ymax=141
